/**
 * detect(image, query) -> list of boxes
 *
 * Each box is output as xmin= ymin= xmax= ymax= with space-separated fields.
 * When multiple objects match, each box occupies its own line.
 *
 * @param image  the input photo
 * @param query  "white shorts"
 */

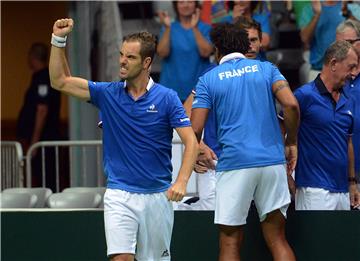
xmin=104 ymin=189 xmax=173 ymax=261
xmin=176 ymin=168 xmax=216 ymax=210
xmin=295 ymin=187 xmax=350 ymax=210
xmin=215 ymin=164 xmax=291 ymax=226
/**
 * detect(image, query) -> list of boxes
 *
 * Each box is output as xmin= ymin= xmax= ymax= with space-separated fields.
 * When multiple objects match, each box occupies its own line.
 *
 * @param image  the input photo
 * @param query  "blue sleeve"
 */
xmin=166 ymin=91 xmax=191 ymax=128
xmin=349 ymin=97 xmax=355 ymax=135
xmin=294 ymin=88 xmax=307 ymax=119
xmin=88 ymin=81 xmax=110 ymax=109
xmin=192 ymin=76 xmax=212 ymax=110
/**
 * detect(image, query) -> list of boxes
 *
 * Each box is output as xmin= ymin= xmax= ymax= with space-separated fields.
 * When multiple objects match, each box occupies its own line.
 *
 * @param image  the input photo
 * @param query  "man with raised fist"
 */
xmin=49 ymin=18 xmax=198 ymax=261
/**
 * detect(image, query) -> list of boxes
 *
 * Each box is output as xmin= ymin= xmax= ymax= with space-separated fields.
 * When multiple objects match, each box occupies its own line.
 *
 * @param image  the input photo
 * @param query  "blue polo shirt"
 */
xmin=193 ymin=53 xmax=286 ymax=171
xmin=89 ymin=78 xmax=191 ymax=193
xmin=345 ymin=75 xmax=360 ymax=176
xmin=295 ymin=75 xmax=354 ymax=192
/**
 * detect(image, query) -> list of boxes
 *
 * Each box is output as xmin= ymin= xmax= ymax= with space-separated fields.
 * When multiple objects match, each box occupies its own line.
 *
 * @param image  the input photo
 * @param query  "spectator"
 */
xmin=299 ymin=0 xmax=344 ymax=82
xmin=191 ymin=22 xmax=299 ymax=261
xmin=16 ymin=42 xmax=61 ymax=190
xmin=294 ymin=40 xmax=360 ymax=210
xmin=223 ymin=1 xmax=271 ymax=50
xmin=336 ymin=19 xmax=360 ymax=193
xmin=157 ymin=0 xmax=213 ymax=102
xmin=49 ymin=18 xmax=198 ymax=260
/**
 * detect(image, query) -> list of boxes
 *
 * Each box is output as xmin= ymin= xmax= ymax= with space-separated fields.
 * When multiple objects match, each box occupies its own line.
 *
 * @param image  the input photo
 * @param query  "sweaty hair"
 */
xmin=123 ymin=31 xmax=157 ymax=64
xmin=210 ymin=22 xmax=250 ymax=57
xmin=336 ymin=19 xmax=360 ymax=38
xmin=323 ymin=40 xmax=357 ymax=65
xmin=29 ymin=43 xmax=48 ymax=63
xmin=234 ymin=16 xmax=262 ymax=41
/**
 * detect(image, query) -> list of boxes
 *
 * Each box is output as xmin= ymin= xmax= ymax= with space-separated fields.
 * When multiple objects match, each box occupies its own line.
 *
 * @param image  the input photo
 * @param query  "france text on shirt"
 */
xmin=218 ymin=65 xmax=259 ymax=80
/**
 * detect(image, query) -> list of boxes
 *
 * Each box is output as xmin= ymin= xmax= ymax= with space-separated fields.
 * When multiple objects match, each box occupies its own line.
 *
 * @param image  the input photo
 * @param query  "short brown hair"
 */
xmin=323 ymin=40 xmax=357 ymax=65
xmin=234 ymin=16 xmax=262 ymax=41
xmin=123 ymin=31 xmax=157 ymax=64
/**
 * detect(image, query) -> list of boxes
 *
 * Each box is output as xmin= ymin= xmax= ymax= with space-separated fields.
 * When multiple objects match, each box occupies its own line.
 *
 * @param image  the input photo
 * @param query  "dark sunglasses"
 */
xmin=346 ymin=38 xmax=360 ymax=44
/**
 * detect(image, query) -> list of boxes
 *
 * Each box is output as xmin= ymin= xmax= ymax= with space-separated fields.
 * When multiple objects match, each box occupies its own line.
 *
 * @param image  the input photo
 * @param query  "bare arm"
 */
xmin=191 ymin=108 xmax=210 ymax=143
xmin=348 ymin=136 xmax=360 ymax=208
xmin=183 ymin=92 xmax=194 ymax=118
xmin=166 ymin=126 xmax=199 ymax=201
xmin=191 ymin=8 xmax=213 ymax=58
xmin=300 ymin=0 xmax=321 ymax=46
xmin=49 ymin=18 xmax=90 ymax=100
xmin=156 ymin=11 xmax=171 ymax=58
xmin=273 ymin=80 xmax=300 ymax=174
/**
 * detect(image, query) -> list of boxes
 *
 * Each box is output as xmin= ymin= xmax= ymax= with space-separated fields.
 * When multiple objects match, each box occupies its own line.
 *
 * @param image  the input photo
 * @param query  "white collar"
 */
xmin=219 ymin=52 xmax=246 ymax=65
xmin=124 ymin=77 xmax=155 ymax=91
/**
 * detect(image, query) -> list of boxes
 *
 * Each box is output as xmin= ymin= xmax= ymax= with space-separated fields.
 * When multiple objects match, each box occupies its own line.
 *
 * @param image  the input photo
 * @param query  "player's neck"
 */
xmin=126 ymin=73 xmax=150 ymax=100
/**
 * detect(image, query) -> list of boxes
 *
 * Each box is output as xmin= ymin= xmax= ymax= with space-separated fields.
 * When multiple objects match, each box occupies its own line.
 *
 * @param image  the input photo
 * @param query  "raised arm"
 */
xmin=300 ymin=0 xmax=321 ymax=46
xmin=156 ymin=11 xmax=172 ymax=58
xmin=273 ymin=80 xmax=300 ymax=174
xmin=166 ymin=126 xmax=199 ymax=202
xmin=49 ymin=18 xmax=90 ymax=100
xmin=191 ymin=8 xmax=213 ymax=58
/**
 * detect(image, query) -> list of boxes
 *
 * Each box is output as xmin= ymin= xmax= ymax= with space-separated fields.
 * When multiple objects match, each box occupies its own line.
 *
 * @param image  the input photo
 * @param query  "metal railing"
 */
xmin=1 ymin=141 xmax=24 ymax=190
xmin=26 ymin=140 xmax=103 ymax=192
xmin=25 ymin=139 xmax=197 ymax=194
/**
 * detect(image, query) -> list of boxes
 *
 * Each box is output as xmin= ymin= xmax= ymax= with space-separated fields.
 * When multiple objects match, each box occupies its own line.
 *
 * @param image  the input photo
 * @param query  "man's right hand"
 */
xmin=195 ymin=142 xmax=217 ymax=172
xmin=53 ymin=18 xmax=74 ymax=37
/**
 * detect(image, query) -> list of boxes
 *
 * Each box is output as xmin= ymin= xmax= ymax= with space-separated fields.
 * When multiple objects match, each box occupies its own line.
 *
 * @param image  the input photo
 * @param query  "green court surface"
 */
xmin=1 ymin=207 xmax=359 ymax=261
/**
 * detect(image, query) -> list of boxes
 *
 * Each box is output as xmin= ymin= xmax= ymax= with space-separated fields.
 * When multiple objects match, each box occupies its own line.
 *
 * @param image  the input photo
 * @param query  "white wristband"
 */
xmin=51 ymin=33 xmax=67 ymax=48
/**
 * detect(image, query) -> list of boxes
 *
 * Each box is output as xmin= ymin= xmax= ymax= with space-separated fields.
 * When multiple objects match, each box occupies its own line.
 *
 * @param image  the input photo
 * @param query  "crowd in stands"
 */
xmin=155 ymin=0 xmax=360 ymax=211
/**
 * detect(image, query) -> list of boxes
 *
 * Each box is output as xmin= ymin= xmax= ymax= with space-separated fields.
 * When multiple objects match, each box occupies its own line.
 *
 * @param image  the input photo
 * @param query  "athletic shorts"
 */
xmin=295 ymin=187 xmax=350 ymax=210
xmin=176 ymin=168 xmax=216 ymax=211
xmin=215 ymin=164 xmax=291 ymax=225
xmin=104 ymin=189 xmax=173 ymax=261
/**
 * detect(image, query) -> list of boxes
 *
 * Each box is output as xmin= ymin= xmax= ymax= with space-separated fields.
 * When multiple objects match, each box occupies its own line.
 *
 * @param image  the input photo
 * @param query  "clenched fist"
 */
xmin=53 ymin=18 xmax=74 ymax=37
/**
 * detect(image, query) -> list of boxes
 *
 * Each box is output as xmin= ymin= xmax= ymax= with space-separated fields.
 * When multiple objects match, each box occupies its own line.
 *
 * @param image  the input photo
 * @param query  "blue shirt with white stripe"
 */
xmin=89 ymin=79 xmax=191 ymax=193
xmin=193 ymin=53 xmax=286 ymax=171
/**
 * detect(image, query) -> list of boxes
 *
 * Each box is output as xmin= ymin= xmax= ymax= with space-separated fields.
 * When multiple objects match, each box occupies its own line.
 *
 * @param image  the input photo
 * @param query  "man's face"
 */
xmin=245 ymin=28 xmax=261 ymax=59
xmin=119 ymin=41 xmax=144 ymax=80
xmin=333 ymin=48 xmax=358 ymax=89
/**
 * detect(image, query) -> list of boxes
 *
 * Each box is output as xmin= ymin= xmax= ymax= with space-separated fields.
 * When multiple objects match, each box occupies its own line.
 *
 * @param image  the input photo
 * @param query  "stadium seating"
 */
xmin=3 ymin=187 xmax=52 ymax=208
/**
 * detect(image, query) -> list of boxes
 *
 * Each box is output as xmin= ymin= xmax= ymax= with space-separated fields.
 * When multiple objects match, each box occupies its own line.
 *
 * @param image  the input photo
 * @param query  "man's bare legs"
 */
xmin=261 ymin=210 xmax=296 ymax=261
xmin=218 ymin=225 xmax=244 ymax=261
